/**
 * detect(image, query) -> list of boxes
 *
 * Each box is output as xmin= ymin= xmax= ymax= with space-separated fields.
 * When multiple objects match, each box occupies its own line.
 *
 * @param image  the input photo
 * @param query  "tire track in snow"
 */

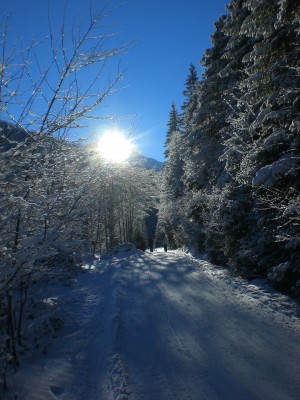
xmin=106 ymin=250 xmax=300 ymax=400
xmin=108 ymin=252 xmax=219 ymax=400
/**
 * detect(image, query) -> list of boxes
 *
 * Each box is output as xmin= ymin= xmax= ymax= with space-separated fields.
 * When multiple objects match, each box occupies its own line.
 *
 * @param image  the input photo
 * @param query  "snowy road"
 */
xmin=100 ymin=250 xmax=300 ymax=400
xmin=16 ymin=248 xmax=300 ymax=400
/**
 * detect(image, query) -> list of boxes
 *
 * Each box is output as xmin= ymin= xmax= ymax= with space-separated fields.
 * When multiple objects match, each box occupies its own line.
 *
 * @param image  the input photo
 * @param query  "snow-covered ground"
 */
xmin=8 ymin=246 xmax=300 ymax=400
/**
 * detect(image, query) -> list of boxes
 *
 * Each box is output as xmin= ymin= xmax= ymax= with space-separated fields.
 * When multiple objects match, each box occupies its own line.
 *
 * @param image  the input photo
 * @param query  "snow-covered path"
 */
xmin=14 ymin=249 xmax=300 ymax=400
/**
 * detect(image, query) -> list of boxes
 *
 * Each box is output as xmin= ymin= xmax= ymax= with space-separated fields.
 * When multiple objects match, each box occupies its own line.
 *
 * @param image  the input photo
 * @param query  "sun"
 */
xmin=97 ymin=128 xmax=135 ymax=163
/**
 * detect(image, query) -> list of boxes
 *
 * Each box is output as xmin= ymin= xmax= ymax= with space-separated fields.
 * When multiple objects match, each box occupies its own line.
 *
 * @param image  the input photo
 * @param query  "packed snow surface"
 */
xmin=11 ymin=247 xmax=300 ymax=399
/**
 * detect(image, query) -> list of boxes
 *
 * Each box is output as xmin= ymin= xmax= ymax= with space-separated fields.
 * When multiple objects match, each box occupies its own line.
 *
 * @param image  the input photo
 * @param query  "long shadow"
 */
xmin=107 ymin=251 xmax=300 ymax=400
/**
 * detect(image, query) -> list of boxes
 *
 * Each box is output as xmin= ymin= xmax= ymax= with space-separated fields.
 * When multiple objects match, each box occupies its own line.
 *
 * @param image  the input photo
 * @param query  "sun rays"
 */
xmin=97 ymin=128 xmax=135 ymax=163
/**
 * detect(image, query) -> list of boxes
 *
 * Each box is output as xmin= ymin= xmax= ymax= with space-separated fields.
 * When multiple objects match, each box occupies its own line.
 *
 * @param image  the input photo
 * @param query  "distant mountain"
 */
xmin=0 ymin=121 xmax=164 ymax=172
xmin=129 ymin=153 xmax=163 ymax=171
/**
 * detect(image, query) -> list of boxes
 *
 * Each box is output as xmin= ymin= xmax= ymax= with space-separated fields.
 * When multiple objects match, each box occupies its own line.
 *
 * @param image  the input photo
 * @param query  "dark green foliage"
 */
xmin=159 ymin=0 xmax=300 ymax=294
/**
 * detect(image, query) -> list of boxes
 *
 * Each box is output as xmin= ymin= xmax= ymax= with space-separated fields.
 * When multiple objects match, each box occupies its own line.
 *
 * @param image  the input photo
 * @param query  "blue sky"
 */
xmin=1 ymin=0 xmax=229 ymax=161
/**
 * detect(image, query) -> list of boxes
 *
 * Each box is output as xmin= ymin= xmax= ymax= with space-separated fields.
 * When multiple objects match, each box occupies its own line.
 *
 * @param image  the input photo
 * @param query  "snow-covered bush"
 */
xmin=268 ymin=262 xmax=300 ymax=294
xmin=0 ymin=1 xmax=131 ymax=389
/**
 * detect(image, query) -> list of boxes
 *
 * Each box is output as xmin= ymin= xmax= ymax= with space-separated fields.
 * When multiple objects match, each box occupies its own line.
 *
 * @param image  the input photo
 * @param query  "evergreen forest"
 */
xmin=158 ymin=0 xmax=300 ymax=293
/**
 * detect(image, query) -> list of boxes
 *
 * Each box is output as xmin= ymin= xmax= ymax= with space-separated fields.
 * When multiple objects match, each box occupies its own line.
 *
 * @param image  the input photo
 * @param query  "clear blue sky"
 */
xmin=1 ymin=0 xmax=229 ymax=162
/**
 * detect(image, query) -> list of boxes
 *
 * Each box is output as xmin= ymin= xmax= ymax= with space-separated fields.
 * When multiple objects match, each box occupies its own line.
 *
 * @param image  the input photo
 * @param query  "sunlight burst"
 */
xmin=97 ymin=128 xmax=135 ymax=163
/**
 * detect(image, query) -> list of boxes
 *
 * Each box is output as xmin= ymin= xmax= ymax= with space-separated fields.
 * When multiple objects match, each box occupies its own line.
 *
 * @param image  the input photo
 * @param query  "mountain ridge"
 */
xmin=129 ymin=152 xmax=163 ymax=171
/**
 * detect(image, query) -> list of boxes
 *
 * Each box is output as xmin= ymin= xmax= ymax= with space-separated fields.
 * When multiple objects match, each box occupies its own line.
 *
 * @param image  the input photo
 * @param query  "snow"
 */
xmin=7 ymin=247 xmax=300 ymax=400
xmin=252 ymin=155 xmax=298 ymax=187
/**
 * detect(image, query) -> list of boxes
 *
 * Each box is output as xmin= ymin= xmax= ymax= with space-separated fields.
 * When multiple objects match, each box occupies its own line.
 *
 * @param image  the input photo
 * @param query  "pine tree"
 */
xmin=221 ymin=0 xmax=300 ymax=285
xmin=204 ymin=0 xmax=260 ymax=268
xmin=164 ymin=102 xmax=183 ymax=158
xmin=180 ymin=16 xmax=232 ymax=195
xmin=158 ymin=0 xmax=300 ymax=292
xmin=182 ymin=64 xmax=199 ymax=132
xmin=158 ymin=101 xmax=185 ymax=249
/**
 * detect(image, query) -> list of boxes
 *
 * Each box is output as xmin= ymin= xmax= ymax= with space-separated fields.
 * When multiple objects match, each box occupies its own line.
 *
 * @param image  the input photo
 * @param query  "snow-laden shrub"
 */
xmin=103 ymin=243 xmax=145 ymax=260
xmin=268 ymin=262 xmax=290 ymax=283
xmin=268 ymin=262 xmax=300 ymax=293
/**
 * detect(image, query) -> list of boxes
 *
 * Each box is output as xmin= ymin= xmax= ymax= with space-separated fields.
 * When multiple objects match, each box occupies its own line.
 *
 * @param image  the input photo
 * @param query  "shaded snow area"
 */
xmin=8 ymin=247 xmax=300 ymax=400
